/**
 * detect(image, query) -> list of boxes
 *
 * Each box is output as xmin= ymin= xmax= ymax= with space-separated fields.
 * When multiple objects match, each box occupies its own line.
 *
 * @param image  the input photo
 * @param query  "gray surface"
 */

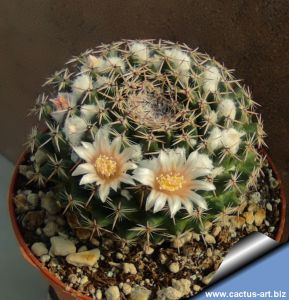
xmin=0 ymin=154 xmax=47 ymax=300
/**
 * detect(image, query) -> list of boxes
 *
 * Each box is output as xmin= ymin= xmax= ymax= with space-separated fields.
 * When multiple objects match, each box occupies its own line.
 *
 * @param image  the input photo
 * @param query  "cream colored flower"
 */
xmin=202 ymin=65 xmax=221 ymax=93
xmin=207 ymin=126 xmax=244 ymax=154
xmin=134 ymin=149 xmax=215 ymax=217
xmin=164 ymin=48 xmax=191 ymax=74
xmin=130 ymin=42 xmax=150 ymax=63
xmin=72 ymin=128 xmax=137 ymax=202
xmin=106 ymin=56 xmax=126 ymax=73
xmin=50 ymin=93 xmax=78 ymax=123
xmin=80 ymin=101 xmax=105 ymax=121
xmin=72 ymin=74 xmax=93 ymax=97
xmin=217 ymin=98 xmax=236 ymax=120
xmin=63 ymin=115 xmax=87 ymax=146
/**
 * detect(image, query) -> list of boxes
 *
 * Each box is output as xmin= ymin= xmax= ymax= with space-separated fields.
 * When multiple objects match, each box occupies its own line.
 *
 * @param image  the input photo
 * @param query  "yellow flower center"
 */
xmin=95 ymin=155 xmax=117 ymax=178
xmin=157 ymin=172 xmax=185 ymax=192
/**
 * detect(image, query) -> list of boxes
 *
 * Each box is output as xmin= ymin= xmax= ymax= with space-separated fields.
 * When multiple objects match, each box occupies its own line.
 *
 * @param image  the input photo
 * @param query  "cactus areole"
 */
xmin=10 ymin=40 xmax=285 ymax=299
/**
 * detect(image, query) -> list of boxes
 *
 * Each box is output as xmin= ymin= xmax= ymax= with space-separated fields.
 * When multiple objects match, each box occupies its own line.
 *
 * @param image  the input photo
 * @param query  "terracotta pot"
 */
xmin=8 ymin=151 xmax=287 ymax=300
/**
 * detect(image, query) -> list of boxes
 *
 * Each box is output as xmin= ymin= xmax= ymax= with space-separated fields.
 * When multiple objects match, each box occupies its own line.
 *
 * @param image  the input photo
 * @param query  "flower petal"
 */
xmin=121 ymin=174 xmax=135 ymax=186
xmin=153 ymin=195 xmax=167 ymax=213
xmin=133 ymin=167 xmax=155 ymax=186
xmin=72 ymin=163 xmax=95 ymax=176
xmin=192 ymin=180 xmax=215 ymax=191
xmin=189 ymin=192 xmax=208 ymax=210
xmin=73 ymin=146 xmax=94 ymax=162
xmin=99 ymin=184 xmax=110 ymax=202
xmin=145 ymin=190 xmax=158 ymax=211
xmin=168 ymin=197 xmax=182 ymax=217
xmin=79 ymin=173 xmax=98 ymax=185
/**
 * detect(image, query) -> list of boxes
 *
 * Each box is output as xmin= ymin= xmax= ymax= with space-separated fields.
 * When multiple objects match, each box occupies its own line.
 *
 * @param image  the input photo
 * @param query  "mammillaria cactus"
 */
xmin=24 ymin=39 xmax=266 ymax=249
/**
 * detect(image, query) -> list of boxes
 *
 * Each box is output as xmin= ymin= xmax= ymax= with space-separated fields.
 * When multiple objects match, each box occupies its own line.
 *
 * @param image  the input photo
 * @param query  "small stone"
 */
xmin=96 ymin=289 xmax=102 ymax=300
xmin=43 ymin=221 xmax=58 ymax=237
xmin=268 ymin=226 xmax=275 ymax=233
xmin=41 ymin=192 xmax=61 ymax=215
xmin=254 ymin=208 xmax=266 ymax=226
xmin=50 ymin=236 xmax=76 ymax=256
xmin=19 ymin=165 xmax=34 ymax=179
xmin=157 ymin=287 xmax=182 ymax=300
xmin=105 ymin=286 xmax=120 ymax=300
xmin=116 ymin=252 xmax=123 ymax=259
xmin=243 ymin=211 xmax=254 ymax=225
xmin=131 ymin=286 xmax=151 ymax=300
xmin=123 ymin=263 xmax=137 ymax=275
xmin=66 ymin=249 xmax=100 ymax=267
xmin=231 ymin=216 xmax=246 ymax=228
xmin=91 ymin=238 xmax=100 ymax=247
xmin=172 ymin=279 xmax=191 ymax=297
xmin=27 ymin=193 xmax=39 ymax=208
xmin=160 ymin=253 xmax=167 ymax=264
xmin=68 ymin=274 xmax=78 ymax=284
xmin=36 ymin=227 xmax=42 ymax=235
xmin=144 ymin=245 xmax=154 ymax=255
xmin=88 ymin=284 xmax=96 ymax=295
xmin=204 ymin=221 xmax=213 ymax=230
xmin=169 ymin=262 xmax=180 ymax=273
xmin=80 ymin=275 xmax=89 ymax=285
xmin=266 ymin=203 xmax=273 ymax=211
xmin=22 ymin=210 xmax=45 ymax=231
xmin=204 ymin=234 xmax=216 ymax=244
xmin=78 ymin=245 xmax=88 ymax=252
xmin=31 ymin=242 xmax=48 ymax=257
xmin=212 ymin=226 xmax=221 ymax=237
xmin=193 ymin=284 xmax=201 ymax=292
xmin=250 ymin=192 xmax=261 ymax=203
xmin=202 ymin=271 xmax=215 ymax=285
xmin=122 ymin=283 xmax=132 ymax=295
xmin=40 ymin=254 xmax=51 ymax=263
xmin=207 ymin=248 xmax=213 ymax=257
xmin=265 ymin=220 xmax=270 ymax=226
xmin=107 ymin=271 xmax=114 ymax=277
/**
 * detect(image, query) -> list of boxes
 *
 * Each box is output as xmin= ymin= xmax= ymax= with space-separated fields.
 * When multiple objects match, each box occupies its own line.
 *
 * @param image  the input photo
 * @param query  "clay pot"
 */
xmin=8 ymin=151 xmax=287 ymax=300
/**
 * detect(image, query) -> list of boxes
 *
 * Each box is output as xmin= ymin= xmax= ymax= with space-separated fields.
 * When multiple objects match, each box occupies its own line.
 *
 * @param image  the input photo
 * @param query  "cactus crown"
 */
xmin=25 ymin=39 xmax=266 ymax=247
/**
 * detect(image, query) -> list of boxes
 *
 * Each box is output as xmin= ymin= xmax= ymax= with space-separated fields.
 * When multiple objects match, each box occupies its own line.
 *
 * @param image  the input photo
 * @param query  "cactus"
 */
xmin=24 ymin=39 xmax=266 ymax=248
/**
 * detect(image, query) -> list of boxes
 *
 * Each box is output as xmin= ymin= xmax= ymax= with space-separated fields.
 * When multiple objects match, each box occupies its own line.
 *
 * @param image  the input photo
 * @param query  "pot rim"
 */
xmin=8 ymin=150 xmax=287 ymax=300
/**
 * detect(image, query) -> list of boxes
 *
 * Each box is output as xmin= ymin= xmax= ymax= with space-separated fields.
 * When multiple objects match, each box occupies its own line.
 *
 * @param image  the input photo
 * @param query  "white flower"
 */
xmin=217 ymin=98 xmax=236 ymax=120
xmin=80 ymin=101 xmax=105 ymax=121
xmin=202 ymin=65 xmax=221 ymax=93
xmin=50 ymin=93 xmax=78 ymax=123
xmin=72 ymin=74 xmax=93 ymax=97
xmin=86 ymin=55 xmax=108 ymax=73
xmin=95 ymin=76 xmax=110 ymax=88
xmin=207 ymin=127 xmax=244 ymax=154
xmin=63 ymin=116 xmax=87 ymax=146
xmin=150 ymin=54 xmax=163 ymax=70
xmin=72 ymin=128 xmax=137 ymax=202
xmin=164 ymin=48 xmax=191 ymax=74
xmin=221 ymin=128 xmax=244 ymax=154
xmin=207 ymin=127 xmax=223 ymax=153
xmin=130 ymin=42 xmax=150 ymax=63
xmin=134 ymin=149 xmax=215 ymax=217
xmin=106 ymin=56 xmax=125 ymax=73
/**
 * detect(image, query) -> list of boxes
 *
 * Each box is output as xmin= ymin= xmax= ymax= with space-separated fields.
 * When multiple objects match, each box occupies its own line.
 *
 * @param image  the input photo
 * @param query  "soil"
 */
xmin=12 ymin=159 xmax=281 ymax=300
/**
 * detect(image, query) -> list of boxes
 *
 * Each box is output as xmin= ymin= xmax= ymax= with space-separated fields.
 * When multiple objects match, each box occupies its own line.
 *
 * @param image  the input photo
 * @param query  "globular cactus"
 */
xmin=24 ymin=39 xmax=266 ymax=248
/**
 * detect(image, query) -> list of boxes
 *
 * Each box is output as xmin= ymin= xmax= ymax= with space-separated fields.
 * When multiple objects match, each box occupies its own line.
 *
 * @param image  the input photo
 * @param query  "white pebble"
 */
xmin=31 ymin=242 xmax=48 ymax=257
